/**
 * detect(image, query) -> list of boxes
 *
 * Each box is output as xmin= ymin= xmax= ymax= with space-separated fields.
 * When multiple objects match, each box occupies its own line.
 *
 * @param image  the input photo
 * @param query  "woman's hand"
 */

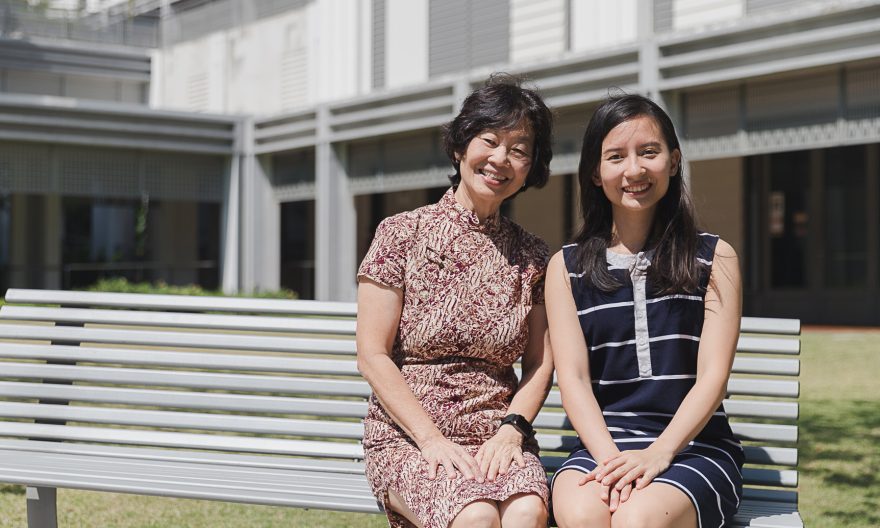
xmin=592 ymin=446 xmax=675 ymax=496
xmin=475 ymin=424 xmax=526 ymax=481
xmin=419 ymin=434 xmax=483 ymax=482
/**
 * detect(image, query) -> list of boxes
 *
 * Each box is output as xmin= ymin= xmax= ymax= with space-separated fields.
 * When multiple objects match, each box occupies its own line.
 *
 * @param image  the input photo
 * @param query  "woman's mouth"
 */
xmin=623 ymin=182 xmax=651 ymax=194
xmin=479 ymin=168 xmax=508 ymax=186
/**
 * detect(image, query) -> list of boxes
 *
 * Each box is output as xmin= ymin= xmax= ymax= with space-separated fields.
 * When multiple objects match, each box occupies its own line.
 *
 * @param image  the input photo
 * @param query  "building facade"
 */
xmin=1 ymin=0 xmax=879 ymax=324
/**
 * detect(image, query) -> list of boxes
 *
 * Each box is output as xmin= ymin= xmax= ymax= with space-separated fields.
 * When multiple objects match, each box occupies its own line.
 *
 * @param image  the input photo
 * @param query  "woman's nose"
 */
xmin=624 ymin=157 xmax=643 ymax=177
xmin=488 ymin=145 xmax=510 ymax=164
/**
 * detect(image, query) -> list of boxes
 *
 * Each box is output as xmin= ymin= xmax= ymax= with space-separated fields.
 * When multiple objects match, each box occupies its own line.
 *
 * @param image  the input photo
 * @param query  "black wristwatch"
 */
xmin=500 ymin=413 xmax=534 ymax=439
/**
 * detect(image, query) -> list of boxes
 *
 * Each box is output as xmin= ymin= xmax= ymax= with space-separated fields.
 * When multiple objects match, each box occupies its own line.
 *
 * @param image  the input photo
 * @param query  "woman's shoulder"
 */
xmin=696 ymin=232 xmax=737 ymax=260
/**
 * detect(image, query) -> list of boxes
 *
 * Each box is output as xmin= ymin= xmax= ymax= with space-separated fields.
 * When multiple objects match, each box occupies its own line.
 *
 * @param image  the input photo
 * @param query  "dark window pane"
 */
xmin=824 ymin=146 xmax=867 ymax=288
xmin=769 ymin=151 xmax=810 ymax=288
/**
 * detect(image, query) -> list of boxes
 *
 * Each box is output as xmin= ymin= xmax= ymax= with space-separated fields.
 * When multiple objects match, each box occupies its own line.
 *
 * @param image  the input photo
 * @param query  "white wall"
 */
xmin=510 ymin=0 xmax=566 ymax=64
xmin=674 ymin=0 xmax=744 ymax=31
xmin=153 ymin=0 xmax=370 ymax=115
xmin=571 ymin=0 xmax=638 ymax=53
xmin=385 ymin=0 xmax=428 ymax=89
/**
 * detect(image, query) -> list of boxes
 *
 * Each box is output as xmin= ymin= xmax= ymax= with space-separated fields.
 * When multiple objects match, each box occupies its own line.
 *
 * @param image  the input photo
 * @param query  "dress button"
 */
xmin=637 ymin=337 xmax=647 ymax=346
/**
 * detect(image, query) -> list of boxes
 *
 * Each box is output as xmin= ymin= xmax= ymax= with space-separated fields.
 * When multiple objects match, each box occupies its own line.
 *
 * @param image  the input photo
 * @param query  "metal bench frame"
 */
xmin=0 ymin=288 xmax=803 ymax=527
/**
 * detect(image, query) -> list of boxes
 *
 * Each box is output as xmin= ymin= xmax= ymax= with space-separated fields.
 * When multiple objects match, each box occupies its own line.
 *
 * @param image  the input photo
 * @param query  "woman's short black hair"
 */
xmin=442 ymin=73 xmax=554 ymax=193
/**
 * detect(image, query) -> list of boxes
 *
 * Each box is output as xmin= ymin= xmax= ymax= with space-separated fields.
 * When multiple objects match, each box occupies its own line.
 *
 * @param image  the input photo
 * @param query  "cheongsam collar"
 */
xmin=440 ymin=187 xmax=503 ymax=234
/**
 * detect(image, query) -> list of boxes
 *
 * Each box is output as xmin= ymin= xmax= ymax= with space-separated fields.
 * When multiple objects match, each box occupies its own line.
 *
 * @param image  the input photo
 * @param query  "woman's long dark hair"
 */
xmin=571 ymin=93 xmax=703 ymax=294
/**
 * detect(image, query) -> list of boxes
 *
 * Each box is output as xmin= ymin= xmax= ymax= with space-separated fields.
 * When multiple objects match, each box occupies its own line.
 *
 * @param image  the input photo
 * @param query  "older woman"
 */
xmin=356 ymin=75 xmax=555 ymax=528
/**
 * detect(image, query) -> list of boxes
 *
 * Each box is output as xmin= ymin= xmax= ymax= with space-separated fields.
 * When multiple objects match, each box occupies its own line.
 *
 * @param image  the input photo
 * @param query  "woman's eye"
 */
xmin=481 ymin=137 xmax=497 ymax=146
xmin=512 ymin=148 xmax=530 ymax=159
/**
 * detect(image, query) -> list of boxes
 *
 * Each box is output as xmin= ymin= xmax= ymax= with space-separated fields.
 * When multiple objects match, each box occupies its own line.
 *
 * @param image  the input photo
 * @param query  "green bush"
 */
xmin=84 ymin=278 xmax=298 ymax=300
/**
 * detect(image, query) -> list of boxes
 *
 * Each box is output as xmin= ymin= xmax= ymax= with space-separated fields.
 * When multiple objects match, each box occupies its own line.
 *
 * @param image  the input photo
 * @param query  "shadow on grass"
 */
xmin=0 ymin=484 xmax=24 ymax=495
xmin=800 ymin=399 xmax=880 ymax=525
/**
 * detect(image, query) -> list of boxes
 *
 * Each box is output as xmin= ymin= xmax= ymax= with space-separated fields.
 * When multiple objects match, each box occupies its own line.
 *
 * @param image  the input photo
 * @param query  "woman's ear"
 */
xmin=592 ymin=172 xmax=602 ymax=187
xmin=671 ymin=150 xmax=682 ymax=176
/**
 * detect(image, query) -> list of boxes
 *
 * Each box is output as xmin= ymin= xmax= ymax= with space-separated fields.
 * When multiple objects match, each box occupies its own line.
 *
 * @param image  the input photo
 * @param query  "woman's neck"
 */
xmin=609 ymin=212 xmax=655 ymax=255
xmin=454 ymin=186 xmax=500 ymax=222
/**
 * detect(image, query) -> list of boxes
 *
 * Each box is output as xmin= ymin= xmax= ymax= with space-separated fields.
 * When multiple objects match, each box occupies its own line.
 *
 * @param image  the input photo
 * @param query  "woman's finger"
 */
xmin=608 ymin=486 xmax=621 ymax=512
xmin=498 ymin=451 xmax=513 ymax=476
xmin=514 ymin=449 xmax=526 ymax=468
xmin=578 ymin=470 xmax=596 ymax=486
xmin=619 ymin=482 xmax=633 ymax=503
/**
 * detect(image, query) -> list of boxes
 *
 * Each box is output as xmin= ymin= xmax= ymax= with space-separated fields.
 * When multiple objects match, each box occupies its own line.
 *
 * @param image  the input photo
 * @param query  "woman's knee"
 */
xmin=450 ymin=500 xmax=501 ymax=528
xmin=500 ymin=493 xmax=548 ymax=528
xmin=551 ymin=473 xmax=611 ymax=528
xmin=611 ymin=507 xmax=655 ymax=528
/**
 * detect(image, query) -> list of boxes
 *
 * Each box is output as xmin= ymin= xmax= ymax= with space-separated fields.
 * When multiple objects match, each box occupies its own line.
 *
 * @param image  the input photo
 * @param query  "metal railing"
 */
xmin=0 ymin=1 xmax=158 ymax=48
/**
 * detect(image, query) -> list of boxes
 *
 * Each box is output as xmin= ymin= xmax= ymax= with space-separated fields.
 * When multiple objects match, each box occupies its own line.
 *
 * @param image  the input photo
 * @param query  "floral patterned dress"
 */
xmin=357 ymin=188 xmax=550 ymax=528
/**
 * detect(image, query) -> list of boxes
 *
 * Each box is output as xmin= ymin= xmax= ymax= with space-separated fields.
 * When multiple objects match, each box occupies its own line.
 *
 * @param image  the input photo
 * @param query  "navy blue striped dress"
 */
xmin=551 ymin=233 xmax=743 ymax=528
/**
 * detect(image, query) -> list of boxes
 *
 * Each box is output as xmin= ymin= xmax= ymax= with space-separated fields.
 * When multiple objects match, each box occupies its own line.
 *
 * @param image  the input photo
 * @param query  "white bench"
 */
xmin=0 ymin=288 xmax=803 ymax=527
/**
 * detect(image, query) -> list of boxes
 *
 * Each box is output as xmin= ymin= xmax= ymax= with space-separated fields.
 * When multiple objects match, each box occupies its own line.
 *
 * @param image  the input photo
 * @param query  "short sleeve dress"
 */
xmin=357 ymin=188 xmax=550 ymax=528
xmin=551 ymin=233 xmax=744 ymax=528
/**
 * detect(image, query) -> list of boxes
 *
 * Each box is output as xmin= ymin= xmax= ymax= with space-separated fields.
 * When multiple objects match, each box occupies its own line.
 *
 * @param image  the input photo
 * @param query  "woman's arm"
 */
xmin=476 ymin=303 xmax=554 ymax=480
xmin=596 ymin=240 xmax=742 ymax=493
xmin=545 ymin=251 xmax=620 ymax=470
xmin=356 ymin=278 xmax=482 ymax=481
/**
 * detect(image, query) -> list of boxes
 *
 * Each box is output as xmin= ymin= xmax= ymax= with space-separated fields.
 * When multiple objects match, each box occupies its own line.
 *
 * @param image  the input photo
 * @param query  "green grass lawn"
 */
xmin=1 ymin=329 xmax=878 ymax=527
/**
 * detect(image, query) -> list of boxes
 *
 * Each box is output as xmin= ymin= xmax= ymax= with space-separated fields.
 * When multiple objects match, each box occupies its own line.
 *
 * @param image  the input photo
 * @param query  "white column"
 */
xmin=221 ymin=120 xmax=244 ymax=294
xmin=638 ymin=0 xmax=661 ymax=103
xmin=315 ymin=106 xmax=357 ymax=301
xmin=239 ymin=118 xmax=281 ymax=293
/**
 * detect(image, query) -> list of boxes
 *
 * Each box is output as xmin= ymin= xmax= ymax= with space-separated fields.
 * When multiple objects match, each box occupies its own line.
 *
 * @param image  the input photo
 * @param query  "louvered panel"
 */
xmin=428 ymin=0 xmax=469 ymax=77
xmin=372 ymin=0 xmax=386 ymax=89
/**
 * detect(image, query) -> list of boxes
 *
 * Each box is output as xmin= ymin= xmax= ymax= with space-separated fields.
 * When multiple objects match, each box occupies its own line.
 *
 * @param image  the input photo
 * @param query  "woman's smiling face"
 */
xmin=456 ymin=124 xmax=534 ymax=211
xmin=594 ymin=114 xmax=680 ymax=218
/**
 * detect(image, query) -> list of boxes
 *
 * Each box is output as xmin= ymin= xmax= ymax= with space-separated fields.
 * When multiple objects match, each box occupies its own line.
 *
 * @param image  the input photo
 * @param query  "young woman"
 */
xmin=356 ymin=75 xmax=555 ymax=528
xmin=546 ymin=94 xmax=743 ymax=528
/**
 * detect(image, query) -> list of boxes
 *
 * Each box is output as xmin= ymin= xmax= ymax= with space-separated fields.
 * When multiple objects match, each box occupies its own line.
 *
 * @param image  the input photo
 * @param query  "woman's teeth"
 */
xmin=624 ymin=183 xmax=650 ymax=192
xmin=480 ymin=169 xmax=506 ymax=182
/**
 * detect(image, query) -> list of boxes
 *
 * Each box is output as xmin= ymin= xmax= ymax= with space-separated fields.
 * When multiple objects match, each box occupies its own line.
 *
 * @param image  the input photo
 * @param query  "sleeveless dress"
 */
xmin=552 ymin=233 xmax=743 ymax=528
xmin=357 ymin=188 xmax=550 ymax=528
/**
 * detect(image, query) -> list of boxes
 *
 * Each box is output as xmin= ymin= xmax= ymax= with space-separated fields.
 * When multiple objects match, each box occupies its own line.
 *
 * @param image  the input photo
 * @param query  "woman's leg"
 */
xmin=388 ymin=488 xmax=425 ymax=528
xmin=449 ymin=499 xmax=502 ymax=528
xmin=610 ymin=483 xmax=697 ymax=528
xmin=552 ymin=470 xmax=612 ymax=528
xmin=499 ymin=492 xmax=548 ymax=528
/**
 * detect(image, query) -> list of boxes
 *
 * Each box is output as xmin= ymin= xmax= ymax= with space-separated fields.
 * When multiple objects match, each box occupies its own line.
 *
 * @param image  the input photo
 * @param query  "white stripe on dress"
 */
xmin=675 ymin=463 xmax=725 ymax=528
xmin=646 ymin=294 xmax=703 ymax=304
xmin=592 ymin=374 xmax=696 ymax=385
xmin=577 ymin=300 xmax=633 ymax=315
xmin=655 ymin=478 xmax=704 ymax=528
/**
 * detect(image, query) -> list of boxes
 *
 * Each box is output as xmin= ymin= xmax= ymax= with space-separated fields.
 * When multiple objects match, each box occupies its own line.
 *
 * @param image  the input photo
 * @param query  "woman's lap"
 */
xmin=366 ymin=442 xmax=549 ymax=528
xmin=551 ymin=442 xmax=742 ymax=528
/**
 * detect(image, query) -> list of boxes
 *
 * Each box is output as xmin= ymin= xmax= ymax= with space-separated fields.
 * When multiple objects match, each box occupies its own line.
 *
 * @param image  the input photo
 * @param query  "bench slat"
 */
xmin=737 ymin=336 xmax=800 ymax=355
xmin=0 ymin=381 xmax=369 ymax=417
xmin=0 ymin=306 xmax=358 ymax=336
xmin=0 ymin=465 xmax=379 ymax=513
xmin=732 ymin=357 xmax=799 ymax=376
xmin=0 ymin=362 xmax=372 ymax=397
xmin=0 ymin=401 xmax=364 ymax=439
xmin=0 ymin=438 xmax=367 ymax=474
xmin=3 ymin=289 xmax=358 ymax=317
xmin=0 ymin=422 xmax=365 ymax=458
xmin=739 ymin=317 xmax=801 ymax=335
xmin=0 ymin=324 xmax=356 ymax=355
xmin=0 ymin=343 xmax=362 ymax=375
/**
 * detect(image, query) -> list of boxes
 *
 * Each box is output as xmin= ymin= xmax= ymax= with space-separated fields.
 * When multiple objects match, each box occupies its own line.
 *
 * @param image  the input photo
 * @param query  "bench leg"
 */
xmin=26 ymin=486 xmax=58 ymax=528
